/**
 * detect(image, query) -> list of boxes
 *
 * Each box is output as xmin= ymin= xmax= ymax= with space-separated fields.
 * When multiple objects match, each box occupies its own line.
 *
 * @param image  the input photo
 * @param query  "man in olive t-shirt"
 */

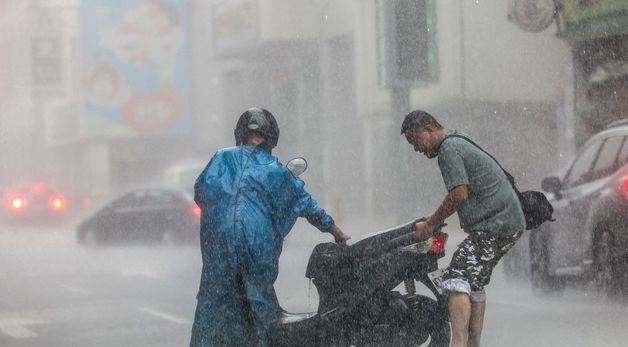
xmin=401 ymin=110 xmax=525 ymax=347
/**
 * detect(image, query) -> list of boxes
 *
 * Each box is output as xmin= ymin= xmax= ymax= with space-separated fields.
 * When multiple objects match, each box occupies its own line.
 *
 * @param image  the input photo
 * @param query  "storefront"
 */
xmin=512 ymin=0 xmax=628 ymax=145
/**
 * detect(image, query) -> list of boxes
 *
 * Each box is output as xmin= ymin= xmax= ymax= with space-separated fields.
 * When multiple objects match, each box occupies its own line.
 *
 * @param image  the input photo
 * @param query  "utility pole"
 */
xmin=382 ymin=0 xmax=438 ymax=221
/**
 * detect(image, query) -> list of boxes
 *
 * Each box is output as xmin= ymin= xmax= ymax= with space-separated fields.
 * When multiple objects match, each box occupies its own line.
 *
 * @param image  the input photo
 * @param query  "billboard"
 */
xmin=81 ymin=0 xmax=190 ymax=138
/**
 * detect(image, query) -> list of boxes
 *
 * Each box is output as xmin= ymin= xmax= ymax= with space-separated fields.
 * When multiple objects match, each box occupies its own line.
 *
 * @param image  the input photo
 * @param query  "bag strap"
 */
xmin=443 ymin=134 xmax=517 ymax=188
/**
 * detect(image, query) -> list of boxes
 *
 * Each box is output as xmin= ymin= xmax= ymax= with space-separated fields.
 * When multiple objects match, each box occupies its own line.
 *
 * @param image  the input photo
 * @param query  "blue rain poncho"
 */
xmin=190 ymin=145 xmax=335 ymax=346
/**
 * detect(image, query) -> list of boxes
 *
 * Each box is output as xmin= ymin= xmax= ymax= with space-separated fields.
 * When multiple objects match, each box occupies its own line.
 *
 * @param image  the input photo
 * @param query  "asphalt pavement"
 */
xmin=0 ymin=219 xmax=627 ymax=347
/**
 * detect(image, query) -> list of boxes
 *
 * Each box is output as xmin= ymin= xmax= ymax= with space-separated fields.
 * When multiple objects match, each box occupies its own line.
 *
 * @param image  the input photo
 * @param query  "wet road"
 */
xmin=0 ymin=221 xmax=627 ymax=347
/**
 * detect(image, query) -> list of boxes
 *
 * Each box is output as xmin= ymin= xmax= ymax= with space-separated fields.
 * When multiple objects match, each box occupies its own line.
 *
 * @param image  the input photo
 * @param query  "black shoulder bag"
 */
xmin=445 ymin=134 xmax=554 ymax=230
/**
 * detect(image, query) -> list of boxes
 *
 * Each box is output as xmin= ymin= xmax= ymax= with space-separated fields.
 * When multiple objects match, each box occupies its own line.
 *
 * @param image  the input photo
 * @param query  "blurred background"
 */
xmin=1 ymin=1 xmax=628 ymax=346
xmin=0 ymin=0 xmax=574 ymax=223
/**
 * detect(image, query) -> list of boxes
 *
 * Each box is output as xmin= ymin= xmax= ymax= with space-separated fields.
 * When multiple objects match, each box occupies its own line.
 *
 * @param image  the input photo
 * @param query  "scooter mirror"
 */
xmin=286 ymin=157 xmax=308 ymax=177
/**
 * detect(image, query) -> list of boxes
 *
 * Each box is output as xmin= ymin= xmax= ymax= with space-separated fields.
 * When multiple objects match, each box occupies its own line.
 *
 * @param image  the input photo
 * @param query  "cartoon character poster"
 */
xmin=81 ymin=0 xmax=190 ymax=137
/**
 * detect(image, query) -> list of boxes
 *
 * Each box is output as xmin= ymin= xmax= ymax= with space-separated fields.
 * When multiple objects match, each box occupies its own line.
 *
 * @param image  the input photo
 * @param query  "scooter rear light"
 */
xmin=429 ymin=233 xmax=448 ymax=254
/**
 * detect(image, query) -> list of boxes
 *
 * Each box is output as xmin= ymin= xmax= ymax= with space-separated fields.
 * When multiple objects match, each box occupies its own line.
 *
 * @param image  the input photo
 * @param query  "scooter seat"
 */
xmin=278 ymin=311 xmax=317 ymax=324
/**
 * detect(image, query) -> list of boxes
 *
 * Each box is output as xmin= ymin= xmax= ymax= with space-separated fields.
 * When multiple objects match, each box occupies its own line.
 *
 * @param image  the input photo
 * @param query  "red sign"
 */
xmin=121 ymin=87 xmax=184 ymax=134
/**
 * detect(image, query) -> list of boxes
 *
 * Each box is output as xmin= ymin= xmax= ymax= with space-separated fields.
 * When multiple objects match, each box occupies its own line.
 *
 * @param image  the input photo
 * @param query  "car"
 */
xmin=529 ymin=119 xmax=628 ymax=298
xmin=76 ymin=188 xmax=200 ymax=245
xmin=3 ymin=183 xmax=70 ymax=223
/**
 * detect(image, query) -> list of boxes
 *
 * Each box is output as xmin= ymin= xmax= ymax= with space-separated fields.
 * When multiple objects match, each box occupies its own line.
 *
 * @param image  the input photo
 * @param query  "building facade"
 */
xmin=1 ymin=0 xmax=570 ymax=224
xmin=199 ymin=0 xmax=570 ymax=224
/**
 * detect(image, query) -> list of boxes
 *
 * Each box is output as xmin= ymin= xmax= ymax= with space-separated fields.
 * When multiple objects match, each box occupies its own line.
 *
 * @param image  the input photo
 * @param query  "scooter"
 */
xmin=271 ymin=219 xmax=451 ymax=347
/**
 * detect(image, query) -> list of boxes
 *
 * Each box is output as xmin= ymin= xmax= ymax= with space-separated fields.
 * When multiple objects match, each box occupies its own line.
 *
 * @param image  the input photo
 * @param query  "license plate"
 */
xmin=427 ymin=268 xmax=446 ymax=294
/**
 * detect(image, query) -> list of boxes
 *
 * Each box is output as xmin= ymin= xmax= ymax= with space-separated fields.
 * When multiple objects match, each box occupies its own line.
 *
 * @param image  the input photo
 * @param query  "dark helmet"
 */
xmin=234 ymin=107 xmax=280 ymax=151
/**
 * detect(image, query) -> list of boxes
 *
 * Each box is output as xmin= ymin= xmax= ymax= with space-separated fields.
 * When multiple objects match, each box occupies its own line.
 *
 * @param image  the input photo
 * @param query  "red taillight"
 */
xmin=83 ymin=197 xmax=93 ymax=206
xmin=9 ymin=195 xmax=26 ymax=211
xmin=49 ymin=195 xmax=65 ymax=211
xmin=30 ymin=183 xmax=46 ymax=195
xmin=622 ymin=176 xmax=628 ymax=198
xmin=191 ymin=205 xmax=201 ymax=218
xmin=429 ymin=233 xmax=448 ymax=254
xmin=12 ymin=198 xmax=24 ymax=209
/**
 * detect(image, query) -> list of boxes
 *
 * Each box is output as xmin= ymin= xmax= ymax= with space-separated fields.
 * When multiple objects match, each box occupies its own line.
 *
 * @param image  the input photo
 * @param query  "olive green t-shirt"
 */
xmin=437 ymin=130 xmax=525 ymax=235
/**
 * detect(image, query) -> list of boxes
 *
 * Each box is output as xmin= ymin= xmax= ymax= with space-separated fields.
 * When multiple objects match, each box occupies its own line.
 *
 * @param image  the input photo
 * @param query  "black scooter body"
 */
xmin=272 ymin=221 xmax=450 ymax=347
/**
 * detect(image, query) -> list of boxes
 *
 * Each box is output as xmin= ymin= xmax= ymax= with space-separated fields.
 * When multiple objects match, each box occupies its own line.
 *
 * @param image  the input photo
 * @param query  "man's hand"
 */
xmin=414 ymin=221 xmax=435 ymax=241
xmin=331 ymin=225 xmax=351 ymax=243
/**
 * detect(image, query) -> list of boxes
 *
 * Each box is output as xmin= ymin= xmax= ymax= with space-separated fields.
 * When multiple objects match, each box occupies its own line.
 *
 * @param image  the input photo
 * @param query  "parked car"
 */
xmin=3 ymin=183 xmax=71 ymax=223
xmin=76 ymin=188 xmax=200 ymax=245
xmin=529 ymin=120 xmax=628 ymax=298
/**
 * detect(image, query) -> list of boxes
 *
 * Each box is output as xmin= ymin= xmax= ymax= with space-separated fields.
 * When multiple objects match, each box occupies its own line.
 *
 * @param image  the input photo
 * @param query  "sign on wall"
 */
xmin=507 ymin=0 xmax=556 ymax=33
xmin=81 ymin=0 xmax=191 ymax=138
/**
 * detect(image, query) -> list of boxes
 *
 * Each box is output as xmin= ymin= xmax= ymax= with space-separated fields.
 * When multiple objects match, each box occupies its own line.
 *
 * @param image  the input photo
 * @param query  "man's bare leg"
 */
xmin=448 ymin=292 xmax=471 ymax=347
xmin=468 ymin=301 xmax=486 ymax=347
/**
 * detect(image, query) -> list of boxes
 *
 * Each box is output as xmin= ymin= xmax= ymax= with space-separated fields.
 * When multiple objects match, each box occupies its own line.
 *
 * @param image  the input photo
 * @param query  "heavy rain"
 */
xmin=1 ymin=0 xmax=628 ymax=346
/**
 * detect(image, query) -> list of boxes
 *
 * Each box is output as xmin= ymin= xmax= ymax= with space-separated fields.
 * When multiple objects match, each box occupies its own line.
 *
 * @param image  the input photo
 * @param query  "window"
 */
xmin=112 ymin=193 xmax=145 ymax=209
xmin=31 ymin=36 xmax=62 ymax=85
xmin=618 ymin=136 xmax=628 ymax=165
xmin=146 ymin=190 xmax=178 ymax=205
xmin=378 ymin=0 xmax=437 ymax=88
xmin=562 ymin=140 xmax=603 ymax=188
xmin=591 ymin=136 xmax=625 ymax=179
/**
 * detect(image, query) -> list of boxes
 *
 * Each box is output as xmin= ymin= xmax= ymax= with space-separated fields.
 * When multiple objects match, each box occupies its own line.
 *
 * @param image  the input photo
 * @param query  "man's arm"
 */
xmin=330 ymin=224 xmax=351 ymax=242
xmin=414 ymin=184 xmax=468 ymax=240
xmin=193 ymin=153 xmax=218 ymax=209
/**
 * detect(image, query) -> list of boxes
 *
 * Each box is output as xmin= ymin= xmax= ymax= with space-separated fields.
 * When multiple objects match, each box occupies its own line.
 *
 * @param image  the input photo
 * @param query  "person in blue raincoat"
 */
xmin=190 ymin=108 xmax=351 ymax=347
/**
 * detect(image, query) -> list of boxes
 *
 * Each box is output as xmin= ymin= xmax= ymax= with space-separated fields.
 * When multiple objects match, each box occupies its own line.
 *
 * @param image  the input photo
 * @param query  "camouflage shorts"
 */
xmin=442 ymin=230 xmax=523 ymax=300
